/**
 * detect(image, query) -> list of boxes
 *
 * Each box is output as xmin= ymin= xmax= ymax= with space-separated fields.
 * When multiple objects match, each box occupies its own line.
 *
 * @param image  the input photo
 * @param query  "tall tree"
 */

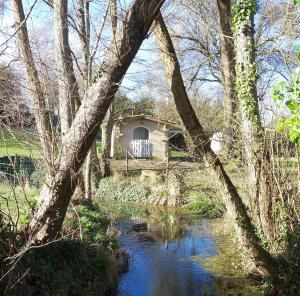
xmin=53 ymin=0 xmax=89 ymax=200
xmin=217 ymin=0 xmax=238 ymax=154
xmin=231 ymin=0 xmax=279 ymax=240
xmin=25 ymin=0 xmax=165 ymax=244
xmin=154 ymin=13 xmax=277 ymax=278
xmin=99 ymin=0 xmax=118 ymax=177
xmin=54 ymin=0 xmax=81 ymax=143
xmin=11 ymin=0 xmax=55 ymax=168
xmin=76 ymin=0 xmax=102 ymax=199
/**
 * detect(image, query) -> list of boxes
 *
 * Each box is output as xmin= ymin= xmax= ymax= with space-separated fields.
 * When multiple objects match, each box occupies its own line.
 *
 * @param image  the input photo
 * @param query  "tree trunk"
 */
xmin=54 ymin=0 xmax=81 ymax=144
xmin=77 ymin=0 xmax=89 ymax=84
xmin=27 ymin=0 xmax=164 ymax=244
xmin=84 ymin=139 xmax=101 ymax=199
xmin=77 ymin=0 xmax=101 ymax=199
xmin=154 ymin=13 xmax=277 ymax=278
xmin=54 ymin=0 xmax=87 ymax=199
xmin=76 ymin=0 xmax=92 ymax=88
xmin=100 ymin=105 xmax=114 ymax=177
xmin=110 ymin=0 xmax=117 ymax=36
xmin=97 ymin=0 xmax=118 ymax=178
xmin=217 ymin=0 xmax=238 ymax=155
xmin=102 ymin=106 xmax=114 ymax=158
xmin=232 ymin=0 xmax=278 ymax=240
xmin=11 ymin=0 xmax=54 ymax=167
xmin=84 ymin=142 xmax=93 ymax=200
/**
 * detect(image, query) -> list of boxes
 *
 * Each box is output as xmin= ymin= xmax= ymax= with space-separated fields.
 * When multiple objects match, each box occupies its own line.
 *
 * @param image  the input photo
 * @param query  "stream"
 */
xmin=111 ymin=207 xmax=260 ymax=296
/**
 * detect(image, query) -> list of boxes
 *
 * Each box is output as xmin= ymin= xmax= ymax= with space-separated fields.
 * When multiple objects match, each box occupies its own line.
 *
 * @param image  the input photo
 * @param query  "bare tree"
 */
xmin=54 ymin=0 xmax=81 ymax=144
xmin=11 ymin=0 xmax=55 ymax=168
xmin=23 ymin=0 xmax=165 ymax=244
xmin=75 ymin=0 xmax=107 ymax=199
xmin=99 ymin=0 xmax=118 ymax=178
xmin=154 ymin=13 xmax=278 ymax=278
xmin=170 ymin=0 xmax=300 ymax=152
xmin=217 ymin=0 xmax=238 ymax=154
xmin=0 ymin=64 xmax=25 ymax=127
xmin=76 ymin=0 xmax=98 ymax=200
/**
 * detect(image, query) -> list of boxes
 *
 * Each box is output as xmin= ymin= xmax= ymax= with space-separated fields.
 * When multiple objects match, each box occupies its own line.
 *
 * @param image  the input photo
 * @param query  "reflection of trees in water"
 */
xmin=115 ymin=202 xmax=260 ymax=295
xmin=147 ymin=213 xmax=186 ymax=244
xmin=146 ymin=245 xmax=212 ymax=296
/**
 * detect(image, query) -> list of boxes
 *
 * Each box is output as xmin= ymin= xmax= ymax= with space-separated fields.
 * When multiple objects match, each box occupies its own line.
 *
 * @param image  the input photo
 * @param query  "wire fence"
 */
xmin=0 ymin=156 xmax=40 ymax=186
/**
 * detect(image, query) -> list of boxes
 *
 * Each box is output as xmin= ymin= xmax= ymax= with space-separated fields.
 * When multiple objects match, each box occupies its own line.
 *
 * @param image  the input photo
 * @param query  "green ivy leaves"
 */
xmin=272 ymin=69 xmax=300 ymax=144
xmin=235 ymin=61 xmax=260 ymax=125
xmin=231 ymin=0 xmax=257 ymax=32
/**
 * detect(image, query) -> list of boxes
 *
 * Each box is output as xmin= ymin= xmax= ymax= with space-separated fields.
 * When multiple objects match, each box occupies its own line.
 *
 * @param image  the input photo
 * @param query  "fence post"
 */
xmin=13 ymin=155 xmax=17 ymax=187
xmin=126 ymin=149 xmax=129 ymax=175
xmin=166 ymin=153 xmax=169 ymax=183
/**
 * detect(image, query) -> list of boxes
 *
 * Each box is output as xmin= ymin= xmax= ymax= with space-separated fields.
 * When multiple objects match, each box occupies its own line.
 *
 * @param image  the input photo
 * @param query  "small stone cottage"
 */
xmin=106 ymin=115 xmax=181 ymax=159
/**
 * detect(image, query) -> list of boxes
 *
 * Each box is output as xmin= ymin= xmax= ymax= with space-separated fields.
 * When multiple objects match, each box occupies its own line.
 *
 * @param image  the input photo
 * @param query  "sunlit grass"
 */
xmin=0 ymin=129 xmax=41 ymax=158
xmin=0 ymin=129 xmax=103 ymax=158
xmin=0 ymin=182 xmax=39 ymax=230
xmin=169 ymin=150 xmax=189 ymax=158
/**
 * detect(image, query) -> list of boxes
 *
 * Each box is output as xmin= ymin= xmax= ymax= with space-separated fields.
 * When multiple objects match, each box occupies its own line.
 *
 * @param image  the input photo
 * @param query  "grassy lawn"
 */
xmin=0 ymin=129 xmax=41 ymax=158
xmin=0 ymin=129 xmax=103 ymax=159
xmin=0 ymin=182 xmax=39 ymax=229
xmin=170 ymin=150 xmax=189 ymax=158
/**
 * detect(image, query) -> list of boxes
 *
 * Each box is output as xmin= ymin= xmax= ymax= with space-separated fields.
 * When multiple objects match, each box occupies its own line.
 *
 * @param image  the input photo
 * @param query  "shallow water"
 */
xmin=114 ymin=211 xmax=259 ymax=296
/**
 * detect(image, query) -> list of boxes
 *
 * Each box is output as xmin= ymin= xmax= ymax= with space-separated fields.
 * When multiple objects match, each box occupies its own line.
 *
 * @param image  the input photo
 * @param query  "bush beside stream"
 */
xmin=0 ymin=184 xmax=119 ymax=295
xmin=96 ymin=177 xmax=149 ymax=202
xmin=95 ymin=170 xmax=225 ymax=218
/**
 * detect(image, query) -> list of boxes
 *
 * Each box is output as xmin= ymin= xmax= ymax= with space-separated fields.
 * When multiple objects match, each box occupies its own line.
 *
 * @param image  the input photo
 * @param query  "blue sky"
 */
xmin=1 ymin=0 xmax=297 ymax=124
xmin=0 ymin=0 xmax=166 ymax=100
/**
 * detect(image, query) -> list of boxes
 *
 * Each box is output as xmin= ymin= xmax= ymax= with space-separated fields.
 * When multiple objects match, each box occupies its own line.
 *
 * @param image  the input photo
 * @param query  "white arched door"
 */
xmin=133 ymin=127 xmax=150 ymax=158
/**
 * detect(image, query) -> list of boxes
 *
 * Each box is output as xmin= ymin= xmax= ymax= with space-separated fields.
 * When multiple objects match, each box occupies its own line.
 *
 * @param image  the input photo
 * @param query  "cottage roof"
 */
xmin=103 ymin=114 xmax=183 ymax=130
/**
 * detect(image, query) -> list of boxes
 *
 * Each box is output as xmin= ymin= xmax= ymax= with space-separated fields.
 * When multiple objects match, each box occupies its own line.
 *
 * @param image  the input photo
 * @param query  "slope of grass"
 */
xmin=0 ymin=129 xmax=103 ymax=158
xmin=0 ymin=129 xmax=41 ymax=158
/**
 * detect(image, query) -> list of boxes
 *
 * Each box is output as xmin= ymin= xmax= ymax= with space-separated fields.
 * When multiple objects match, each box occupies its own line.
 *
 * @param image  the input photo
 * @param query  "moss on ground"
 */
xmin=197 ymin=220 xmax=262 ymax=295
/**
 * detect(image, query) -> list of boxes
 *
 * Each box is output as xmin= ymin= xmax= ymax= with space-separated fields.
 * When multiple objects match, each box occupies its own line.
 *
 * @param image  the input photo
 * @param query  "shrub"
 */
xmin=18 ymin=240 xmax=117 ymax=296
xmin=96 ymin=177 xmax=149 ymax=202
xmin=1 ymin=203 xmax=118 ymax=295
xmin=185 ymin=190 xmax=224 ymax=218
xmin=64 ymin=204 xmax=111 ymax=246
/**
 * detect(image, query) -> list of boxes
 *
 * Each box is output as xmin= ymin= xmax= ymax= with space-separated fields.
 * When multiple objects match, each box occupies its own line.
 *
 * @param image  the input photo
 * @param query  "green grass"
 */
xmin=0 ymin=129 xmax=41 ymax=157
xmin=184 ymin=190 xmax=224 ymax=218
xmin=170 ymin=150 xmax=189 ymax=158
xmin=0 ymin=183 xmax=39 ymax=230
xmin=64 ymin=204 xmax=112 ymax=245
xmin=0 ymin=129 xmax=103 ymax=158
xmin=0 ymin=183 xmax=118 ymax=295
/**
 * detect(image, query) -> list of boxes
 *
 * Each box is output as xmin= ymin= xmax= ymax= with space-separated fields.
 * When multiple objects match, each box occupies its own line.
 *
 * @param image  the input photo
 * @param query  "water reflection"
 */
xmin=116 ymin=215 xmax=218 ymax=296
xmin=112 ymin=208 xmax=260 ymax=296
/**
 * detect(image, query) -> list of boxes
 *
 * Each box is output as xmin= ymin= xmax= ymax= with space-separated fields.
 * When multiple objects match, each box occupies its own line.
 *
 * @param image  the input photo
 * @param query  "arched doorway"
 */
xmin=133 ymin=127 xmax=150 ymax=157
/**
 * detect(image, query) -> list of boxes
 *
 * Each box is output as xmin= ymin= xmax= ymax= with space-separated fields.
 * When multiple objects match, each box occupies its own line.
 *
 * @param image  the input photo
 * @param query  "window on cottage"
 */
xmin=133 ymin=127 xmax=149 ymax=140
